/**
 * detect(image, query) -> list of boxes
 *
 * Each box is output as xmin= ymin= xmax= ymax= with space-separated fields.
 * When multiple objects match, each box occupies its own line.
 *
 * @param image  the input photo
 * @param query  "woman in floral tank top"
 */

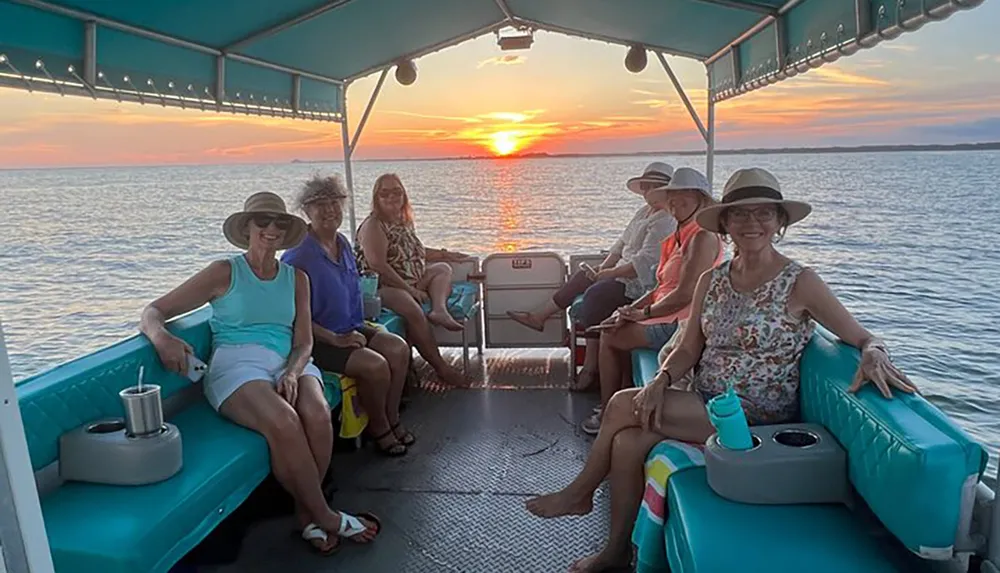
xmin=355 ymin=173 xmax=470 ymax=387
xmin=526 ymin=168 xmax=917 ymax=573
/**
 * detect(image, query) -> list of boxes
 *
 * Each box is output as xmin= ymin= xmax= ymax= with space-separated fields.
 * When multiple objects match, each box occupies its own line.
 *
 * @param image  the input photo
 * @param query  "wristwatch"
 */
xmin=644 ymin=306 xmax=651 ymax=318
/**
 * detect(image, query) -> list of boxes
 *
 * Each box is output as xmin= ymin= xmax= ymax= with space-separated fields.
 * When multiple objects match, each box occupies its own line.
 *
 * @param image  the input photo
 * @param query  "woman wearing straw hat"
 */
xmin=283 ymin=175 xmax=415 ymax=457
xmin=578 ymin=167 xmax=722 ymax=435
xmin=140 ymin=192 xmax=381 ymax=556
xmin=506 ymin=162 xmax=678 ymax=390
xmin=525 ymin=168 xmax=916 ymax=573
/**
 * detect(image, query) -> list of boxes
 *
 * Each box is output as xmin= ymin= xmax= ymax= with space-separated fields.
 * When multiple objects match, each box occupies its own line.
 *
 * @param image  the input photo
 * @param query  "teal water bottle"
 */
xmin=707 ymin=382 xmax=754 ymax=450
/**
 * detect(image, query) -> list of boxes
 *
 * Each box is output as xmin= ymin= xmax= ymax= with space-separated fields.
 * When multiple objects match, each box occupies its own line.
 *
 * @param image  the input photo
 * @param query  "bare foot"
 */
xmin=525 ymin=490 xmax=593 ymax=518
xmin=567 ymin=547 xmax=632 ymax=572
xmin=507 ymin=310 xmax=544 ymax=332
xmin=437 ymin=364 xmax=469 ymax=387
xmin=570 ymin=367 xmax=597 ymax=392
xmin=339 ymin=512 xmax=379 ymax=543
xmin=428 ymin=309 xmax=465 ymax=332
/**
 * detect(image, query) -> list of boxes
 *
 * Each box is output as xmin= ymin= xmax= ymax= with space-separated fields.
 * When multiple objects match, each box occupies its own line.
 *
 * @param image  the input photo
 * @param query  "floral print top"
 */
xmin=355 ymin=216 xmax=426 ymax=287
xmin=694 ymin=259 xmax=815 ymax=425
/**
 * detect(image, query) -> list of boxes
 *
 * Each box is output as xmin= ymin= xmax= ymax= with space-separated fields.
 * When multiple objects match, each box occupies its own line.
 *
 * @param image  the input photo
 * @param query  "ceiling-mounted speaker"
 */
xmin=395 ymin=59 xmax=417 ymax=85
xmin=625 ymin=44 xmax=647 ymax=73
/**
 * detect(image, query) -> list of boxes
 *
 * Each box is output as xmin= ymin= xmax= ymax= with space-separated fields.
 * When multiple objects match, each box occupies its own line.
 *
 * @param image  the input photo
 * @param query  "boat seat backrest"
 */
xmin=798 ymin=328 xmax=987 ymax=560
xmin=15 ymin=307 xmax=214 ymax=472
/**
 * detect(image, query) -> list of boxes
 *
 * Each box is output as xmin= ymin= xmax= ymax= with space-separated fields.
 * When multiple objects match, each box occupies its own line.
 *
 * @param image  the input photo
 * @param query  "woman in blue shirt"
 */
xmin=283 ymin=175 xmax=414 ymax=457
xmin=140 ymin=192 xmax=379 ymax=555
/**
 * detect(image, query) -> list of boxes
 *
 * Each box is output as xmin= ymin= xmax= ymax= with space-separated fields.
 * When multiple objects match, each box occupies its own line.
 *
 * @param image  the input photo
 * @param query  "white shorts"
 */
xmin=204 ymin=344 xmax=323 ymax=411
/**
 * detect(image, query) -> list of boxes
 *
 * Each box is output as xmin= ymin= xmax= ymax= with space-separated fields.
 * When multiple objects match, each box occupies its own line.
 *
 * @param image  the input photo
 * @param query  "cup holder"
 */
xmin=87 ymin=420 xmax=126 ymax=434
xmin=714 ymin=433 xmax=763 ymax=451
xmin=773 ymin=429 xmax=820 ymax=448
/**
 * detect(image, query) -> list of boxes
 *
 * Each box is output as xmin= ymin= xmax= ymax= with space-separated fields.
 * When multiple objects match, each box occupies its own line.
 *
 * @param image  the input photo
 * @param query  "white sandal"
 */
xmin=300 ymin=524 xmax=339 ymax=556
xmin=336 ymin=511 xmax=382 ymax=542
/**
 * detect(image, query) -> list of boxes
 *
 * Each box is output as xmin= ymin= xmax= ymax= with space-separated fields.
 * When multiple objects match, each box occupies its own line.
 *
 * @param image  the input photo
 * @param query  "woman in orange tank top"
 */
xmin=580 ymin=168 xmax=723 ymax=435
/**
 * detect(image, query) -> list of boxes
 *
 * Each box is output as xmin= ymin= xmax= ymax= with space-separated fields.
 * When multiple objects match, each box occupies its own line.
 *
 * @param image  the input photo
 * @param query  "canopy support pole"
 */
xmin=339 ymin=93 xmax=357 ymax=240
xmin=350 ymin=68 xmax=388 ymax=152
xmin=706 ymin=66 xmax=716 ymax=188
xmin=0 ymin=322 xmax=56 ymax=573
xmin=339 ymin=70 xmax=388 ymax=241
xmin=656 ymin=52 xmax=708 ymax=144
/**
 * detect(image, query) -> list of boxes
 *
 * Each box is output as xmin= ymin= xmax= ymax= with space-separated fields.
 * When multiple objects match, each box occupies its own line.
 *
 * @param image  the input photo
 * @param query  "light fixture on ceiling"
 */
xmin=625 ymin=44 xmax=647 ymax=73
xmin=395 ymin=59 xmax=417 ymax=86
xmin=496 ymin=26 xmax=534 ymax=51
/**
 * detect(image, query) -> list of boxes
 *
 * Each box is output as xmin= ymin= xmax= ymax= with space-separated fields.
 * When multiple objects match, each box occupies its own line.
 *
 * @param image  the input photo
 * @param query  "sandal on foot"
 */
xmin=371 ymin=430 xmax=407 ymax=457
xmin=391 ymin=423 xmax=416 ymax=446
xmin=581 ymin=410 xmax=602 ymax=436
xmin=338 ymin=511 xmax=382 ymax=542
xmin=507 ymin=310 xmax=544 ymax=332
xmin=299 ymin=523 xmax=340 ymax=556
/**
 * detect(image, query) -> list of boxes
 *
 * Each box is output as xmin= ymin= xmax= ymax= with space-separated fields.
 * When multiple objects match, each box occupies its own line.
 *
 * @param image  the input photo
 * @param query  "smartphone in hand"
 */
xmin=186 ymin=354 xmax=208 ymax=383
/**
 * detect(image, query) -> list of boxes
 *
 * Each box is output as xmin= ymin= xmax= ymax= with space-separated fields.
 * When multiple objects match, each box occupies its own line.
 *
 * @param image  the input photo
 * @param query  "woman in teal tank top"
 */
xmin=139 ymin=192 xmax=382 ymax=555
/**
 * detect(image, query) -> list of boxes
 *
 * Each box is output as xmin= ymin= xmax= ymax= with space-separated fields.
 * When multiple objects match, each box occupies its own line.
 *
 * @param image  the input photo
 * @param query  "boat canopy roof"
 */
xmin=0 ymin=0 xmax=982 ymax=122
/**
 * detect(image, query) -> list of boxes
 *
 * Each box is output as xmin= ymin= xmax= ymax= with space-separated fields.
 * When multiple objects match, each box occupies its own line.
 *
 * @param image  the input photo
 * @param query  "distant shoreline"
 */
xmin=291 ymin=141 xmax=1000 ymax=163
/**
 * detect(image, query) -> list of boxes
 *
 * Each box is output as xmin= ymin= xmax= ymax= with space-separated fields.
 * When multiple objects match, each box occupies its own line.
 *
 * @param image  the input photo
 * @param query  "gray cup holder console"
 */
xmin=773 ymin=428 xmax=819 ymax=448
xmin=87 ymin=420 xmax=127 ymax=434
xmin=60 ymin=418 xmax=183 ymax=486
xmin=704 ymin=423 xmax=848 ymax=505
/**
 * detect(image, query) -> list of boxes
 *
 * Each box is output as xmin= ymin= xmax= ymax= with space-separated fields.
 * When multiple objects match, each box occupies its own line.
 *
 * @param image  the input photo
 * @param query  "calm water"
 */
xmin=2 ymin=152 xmax=998 ymax=476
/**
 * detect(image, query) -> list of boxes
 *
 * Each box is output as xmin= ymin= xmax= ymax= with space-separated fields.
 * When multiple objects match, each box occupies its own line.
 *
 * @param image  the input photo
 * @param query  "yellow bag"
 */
xmin=338 ymin=375 xmax=369 ymax=439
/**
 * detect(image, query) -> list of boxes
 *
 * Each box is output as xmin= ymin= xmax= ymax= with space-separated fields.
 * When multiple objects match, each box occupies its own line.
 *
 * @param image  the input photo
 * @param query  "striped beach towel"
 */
xmin=632 ymin=439 xmax=706 ymax=573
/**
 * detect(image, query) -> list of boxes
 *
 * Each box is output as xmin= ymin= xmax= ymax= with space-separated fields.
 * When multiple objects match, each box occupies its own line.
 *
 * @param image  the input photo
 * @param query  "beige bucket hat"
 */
xmin=223 ymin=192 xmax=307 ymax=250
xmin=695 ymin=168 xmax=811 ymax=233
xmin=626 ymin=161 xmax=674 ymax=194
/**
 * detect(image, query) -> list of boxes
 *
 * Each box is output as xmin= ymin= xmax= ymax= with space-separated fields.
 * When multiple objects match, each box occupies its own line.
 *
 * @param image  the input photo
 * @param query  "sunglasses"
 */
xmin=378 ymin=187 xmax=404 ymax=198
xmin=251 ymin=214 xmax=293 ymax=230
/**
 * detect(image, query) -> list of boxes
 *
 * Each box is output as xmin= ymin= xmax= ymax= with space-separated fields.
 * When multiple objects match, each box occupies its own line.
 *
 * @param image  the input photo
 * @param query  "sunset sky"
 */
xmin=0 ymin=3 xmax=998 ymax=168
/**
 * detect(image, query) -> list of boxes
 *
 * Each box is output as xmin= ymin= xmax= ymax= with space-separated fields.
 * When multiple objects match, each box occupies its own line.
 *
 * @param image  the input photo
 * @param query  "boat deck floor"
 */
xmin=210 ymin=348 xmax=611 ymax=572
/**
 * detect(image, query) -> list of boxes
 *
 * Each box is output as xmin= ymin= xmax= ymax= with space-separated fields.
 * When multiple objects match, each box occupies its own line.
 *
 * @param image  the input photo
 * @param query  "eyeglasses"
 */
xmin=251 ymin=214 xmax=293 ymax=230
xmin=726 ymin=206 xmax=778 ymax=224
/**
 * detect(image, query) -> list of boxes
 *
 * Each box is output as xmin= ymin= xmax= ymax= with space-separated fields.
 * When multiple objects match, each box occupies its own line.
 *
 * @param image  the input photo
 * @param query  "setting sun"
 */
xmin=490 ymin=131 xmax=520 ymax=156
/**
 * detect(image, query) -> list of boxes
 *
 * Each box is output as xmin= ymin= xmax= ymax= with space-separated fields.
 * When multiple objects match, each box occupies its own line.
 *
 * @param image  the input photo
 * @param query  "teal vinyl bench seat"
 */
xmin=40 ymin=402 xmax=269 ymax=573
xmin=640 ymin=327 xmax=988 ymax=573
xmin=16 ymin=306 xmax=342 ymax=573
xmin=666 ymin=467 xmax=913 ymax=573
xmin=631 ymin=349 xmax=660 ymax=388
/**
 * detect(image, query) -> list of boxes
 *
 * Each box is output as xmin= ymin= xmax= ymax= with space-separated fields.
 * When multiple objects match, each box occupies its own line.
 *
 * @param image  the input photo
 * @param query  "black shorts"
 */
xmin=312 ymin=324 xmax=380 ymax=374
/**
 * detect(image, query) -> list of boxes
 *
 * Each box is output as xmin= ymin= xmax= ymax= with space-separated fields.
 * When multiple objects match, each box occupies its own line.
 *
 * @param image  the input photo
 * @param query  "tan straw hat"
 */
xmin=695 ymin=168 xmax=811 ymax=233
xmin=222 ymin=192 xmax=307 ymax=250
xmin=626 ymin=162 xmax=674 ymax=194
